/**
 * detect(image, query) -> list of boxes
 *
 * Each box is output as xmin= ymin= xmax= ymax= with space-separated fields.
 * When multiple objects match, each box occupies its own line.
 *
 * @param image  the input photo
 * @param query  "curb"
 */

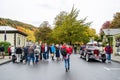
xmin=0 ymin=60 xmax=12 ymax=65
xmin=111 ymin=59 xmax=120 ymax=63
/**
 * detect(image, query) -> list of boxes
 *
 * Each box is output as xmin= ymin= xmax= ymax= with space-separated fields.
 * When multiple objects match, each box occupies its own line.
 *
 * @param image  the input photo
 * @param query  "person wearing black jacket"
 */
xmin=16 ymin=46 xmax=22 ymax=63
xmin=0 ymin=45 xmax=5 ymax=59
xmin=23 ymin=46 xmax=29 ymax=63
xmin=43 ymin=43 xmax=49 ymax=60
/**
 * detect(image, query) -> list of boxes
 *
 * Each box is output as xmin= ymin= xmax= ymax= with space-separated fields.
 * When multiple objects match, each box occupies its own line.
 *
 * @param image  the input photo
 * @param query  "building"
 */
xmin=102 ymin=28 xmax=120 ymax=54
xmin=0 ymin=26 xmax=27 ymax=47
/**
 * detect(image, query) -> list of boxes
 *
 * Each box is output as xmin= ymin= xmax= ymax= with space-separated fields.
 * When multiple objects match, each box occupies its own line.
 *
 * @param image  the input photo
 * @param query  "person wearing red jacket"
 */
xmin=8 ymin=46 xmax=11 ymax=59
xmin=61 ymin=43 xmax=73 ymax=72
xmin=105 ymin=44 xmax=113 ymax=63
xmin=67 ymin=45 xmax=73 ymax=71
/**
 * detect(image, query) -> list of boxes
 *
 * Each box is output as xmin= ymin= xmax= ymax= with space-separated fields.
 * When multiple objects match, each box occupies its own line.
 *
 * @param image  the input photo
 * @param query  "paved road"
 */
xmin=0 ymin=54 xmax=120 ymax=80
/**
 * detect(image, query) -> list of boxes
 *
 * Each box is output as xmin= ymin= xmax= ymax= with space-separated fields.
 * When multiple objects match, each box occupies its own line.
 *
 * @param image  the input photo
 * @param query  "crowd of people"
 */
xmin=7 ymin=43 xmax=73 ymax=72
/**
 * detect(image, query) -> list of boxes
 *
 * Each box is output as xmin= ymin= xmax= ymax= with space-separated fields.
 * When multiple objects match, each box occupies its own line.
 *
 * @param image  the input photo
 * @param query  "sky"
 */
xmin=0 ymin=0 xmax=120 ymax=34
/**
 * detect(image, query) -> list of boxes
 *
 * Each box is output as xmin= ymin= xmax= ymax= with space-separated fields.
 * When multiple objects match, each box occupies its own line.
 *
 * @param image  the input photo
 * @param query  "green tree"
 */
xmin=35 ymin=21 xmax=52 ymax=44
xmin=52 ymin=6 xmax=96 ymax=44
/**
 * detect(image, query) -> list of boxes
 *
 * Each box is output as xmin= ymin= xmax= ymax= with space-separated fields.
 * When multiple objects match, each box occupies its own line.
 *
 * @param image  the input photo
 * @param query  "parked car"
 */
xmin=80 ymin=41 xmax=106 ymax=62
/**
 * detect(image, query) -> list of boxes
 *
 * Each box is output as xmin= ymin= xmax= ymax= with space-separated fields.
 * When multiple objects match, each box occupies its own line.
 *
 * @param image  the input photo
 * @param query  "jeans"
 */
xmin=43 ymin=52 xmax=49 ymax=60
xmin=106 ymin=53 xmax=111 ymax=61
xmin=35 ymin=55 xmax=39 ymax=63
xmin=64 ymin=55 xmax=70 ymax=69
xmin=28 ymin=53 xmax=34 ymax=64
xmin=40 ymin=53 xmax=42 ymax=60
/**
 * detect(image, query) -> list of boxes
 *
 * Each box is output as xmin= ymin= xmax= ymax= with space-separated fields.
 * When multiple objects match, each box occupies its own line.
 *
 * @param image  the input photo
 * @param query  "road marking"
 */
xmin=104 ymin=67 xmax=120 ymax=71
xmin=104 ymin=67 xmax=110 ymax=71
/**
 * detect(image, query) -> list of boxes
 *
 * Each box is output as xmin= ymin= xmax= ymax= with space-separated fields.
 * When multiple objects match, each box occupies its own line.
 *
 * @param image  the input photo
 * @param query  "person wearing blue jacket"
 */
xmin=50 ymin=43 xmax=56 ymax=61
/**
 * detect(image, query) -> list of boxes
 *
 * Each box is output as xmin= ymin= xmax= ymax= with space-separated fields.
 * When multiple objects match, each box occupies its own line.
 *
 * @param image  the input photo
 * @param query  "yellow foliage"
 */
xmin=16 ymin=26 xmax=36 ymax=42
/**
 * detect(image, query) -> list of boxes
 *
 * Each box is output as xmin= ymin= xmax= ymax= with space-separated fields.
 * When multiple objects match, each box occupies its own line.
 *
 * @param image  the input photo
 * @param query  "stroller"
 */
xmin=12 ymin=55 xmax=17 ymax=63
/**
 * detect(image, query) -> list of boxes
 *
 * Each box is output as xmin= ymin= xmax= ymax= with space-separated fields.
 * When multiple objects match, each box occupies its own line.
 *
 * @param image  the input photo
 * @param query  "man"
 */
xmin=105 ymin=44 xmax=113 ymax=63
xmin=16 ymin=45 xmax=22 ymax=63
xmin=43 ymin=43 xmax=49 ymax=60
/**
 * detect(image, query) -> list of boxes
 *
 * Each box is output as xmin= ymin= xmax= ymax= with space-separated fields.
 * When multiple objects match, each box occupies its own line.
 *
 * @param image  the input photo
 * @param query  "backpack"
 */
xmin=61 ymin=48 xmax=67 ymax=57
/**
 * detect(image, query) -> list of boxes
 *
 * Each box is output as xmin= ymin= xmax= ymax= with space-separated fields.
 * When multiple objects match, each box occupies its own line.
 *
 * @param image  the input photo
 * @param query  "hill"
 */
xmin=0 ymin=18 xmax=37 ymax=42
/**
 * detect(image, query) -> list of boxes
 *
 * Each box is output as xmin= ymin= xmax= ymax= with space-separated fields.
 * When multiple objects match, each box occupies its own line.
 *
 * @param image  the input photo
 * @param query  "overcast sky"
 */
xmin=0 ymin=0 xmax=120 ymax=33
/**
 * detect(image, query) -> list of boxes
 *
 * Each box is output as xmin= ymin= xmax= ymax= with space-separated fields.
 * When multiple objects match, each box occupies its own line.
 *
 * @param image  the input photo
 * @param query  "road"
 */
xmin=0 ymin=54 xmax=120 ymax=80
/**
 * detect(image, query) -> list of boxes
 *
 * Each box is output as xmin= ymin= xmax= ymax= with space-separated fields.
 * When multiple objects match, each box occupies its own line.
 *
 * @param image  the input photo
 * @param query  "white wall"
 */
xmin=0 ymin=33 xmax=14 ymax=45
xmin=16 ymin=33 xmax=26 ymax=47
xmin=0 ymin=33 xmax=26 ymax=47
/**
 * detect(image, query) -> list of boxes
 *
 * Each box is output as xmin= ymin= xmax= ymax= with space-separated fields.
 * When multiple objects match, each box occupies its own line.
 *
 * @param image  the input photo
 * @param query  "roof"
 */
xmin=0 ymin=26 xmax=27 ymax=36
xmin=0 ymin=26 xmax=17 ymax=31
xmin=102 ymin=29 xmax=120 ymax=36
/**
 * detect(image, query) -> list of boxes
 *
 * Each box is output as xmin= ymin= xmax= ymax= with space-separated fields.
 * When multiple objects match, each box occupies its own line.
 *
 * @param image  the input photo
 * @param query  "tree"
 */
xmin=39 ymin=21 xmax=50 ymax=27
xmin=99 ymin=21 xmax=111 ymax=42
xmin=35 ymin=21 xmax=52 ymax=44
xmin=52 ymin=6 xmax=96 ymax=44
xmin=54 ymin=11 xmax=67 ymax=27
xmin=110 ymin=12 xmax=120 ymax=28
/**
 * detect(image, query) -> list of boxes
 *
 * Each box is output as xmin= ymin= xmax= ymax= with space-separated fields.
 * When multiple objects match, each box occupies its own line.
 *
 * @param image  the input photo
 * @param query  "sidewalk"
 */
xmin=0 ymin=56 xmax=12 ymax=65
xmin=111 ymin=54 xmax=120 ymax=63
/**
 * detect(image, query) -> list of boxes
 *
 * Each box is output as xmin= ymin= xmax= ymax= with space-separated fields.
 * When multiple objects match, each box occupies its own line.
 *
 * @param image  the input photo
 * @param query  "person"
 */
xmin=50 ymin=43 xmax=56 ymax=61
xmin=23 ymin=46 xmax=29 ymax=63
xmin=0 ymin=46 xmax=2 ymax=58
xmin=67 ymin=45 xmax=73 ymax=70
xmin=34 ymin=45 xmax=40 ymax=64
xmin=0 ymin=45 xmax=5 ymax=59
xmin=41 ymin=43 xmax=45 ymax=60
xmin=105 ymin=44 xmax=113 ymax=63
xmin=11 ymin=45 xmax=16 ymax=63
xmin=16 ymin=45 xmax=22 ymax=63
xmin=43 ymin=43 xmax=49 ymax=60
xmin=74 ymin=45 xmax=77 ymax=54
xmin=55 ymin=44 xmax=60 ymax=61
xmin=61 ymin=43 xmax=69 ymax=72
xmin=28 ymin=45 xmax=35 ymax=64
xmin=8 ymin=46 xmax=11 ymax=59
xmin=80 ymin=44 xmax=86 ymax=58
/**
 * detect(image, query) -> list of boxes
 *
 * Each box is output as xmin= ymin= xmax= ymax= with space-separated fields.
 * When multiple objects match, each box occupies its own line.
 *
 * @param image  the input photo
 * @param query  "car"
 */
xmin=80 ymin=41 xmax=106 ymax=62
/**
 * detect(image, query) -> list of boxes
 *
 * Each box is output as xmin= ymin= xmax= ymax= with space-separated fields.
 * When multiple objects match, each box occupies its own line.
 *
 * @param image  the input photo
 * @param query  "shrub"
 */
xmin=0 ymin=41 xmax=11 ymax=54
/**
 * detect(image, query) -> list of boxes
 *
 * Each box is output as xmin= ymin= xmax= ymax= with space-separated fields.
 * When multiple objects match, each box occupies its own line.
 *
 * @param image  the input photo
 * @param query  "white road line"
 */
xmin=104 ymin=67 xmax=120 ymax=71
xmin=104 ymin=67 xmax=110 ymax=71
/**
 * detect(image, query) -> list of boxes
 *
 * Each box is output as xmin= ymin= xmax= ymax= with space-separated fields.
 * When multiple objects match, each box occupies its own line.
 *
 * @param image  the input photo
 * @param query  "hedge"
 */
xmin=0 ymin=41 xmax=11 ymax=54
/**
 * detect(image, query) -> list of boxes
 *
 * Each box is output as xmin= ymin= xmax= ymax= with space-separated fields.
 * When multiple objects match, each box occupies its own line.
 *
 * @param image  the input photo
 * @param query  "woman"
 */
xmin=8 ymin=46 xmax=11 ymax=59
xmin=34 ymin=45 xmax=40 ymax=64
xmin=50 ymin=44 xmax=56 ymax=61
xmin=55 ymin=44 xmax=60 ymax=61
xmin=28 ymin=45 xmax=35 ymax=64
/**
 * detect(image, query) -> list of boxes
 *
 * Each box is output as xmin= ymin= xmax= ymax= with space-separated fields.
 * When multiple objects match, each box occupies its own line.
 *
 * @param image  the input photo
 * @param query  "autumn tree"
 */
xmin=35 ymin=21 xmax=52 ymax=44
xmin=110 ymin=12 xmax=120 ymax=28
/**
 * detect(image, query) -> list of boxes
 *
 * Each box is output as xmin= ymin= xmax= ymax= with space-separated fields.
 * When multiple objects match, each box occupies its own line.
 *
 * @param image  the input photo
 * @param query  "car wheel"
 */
xmin=86 ymin=54 xmax=89 ymax=62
